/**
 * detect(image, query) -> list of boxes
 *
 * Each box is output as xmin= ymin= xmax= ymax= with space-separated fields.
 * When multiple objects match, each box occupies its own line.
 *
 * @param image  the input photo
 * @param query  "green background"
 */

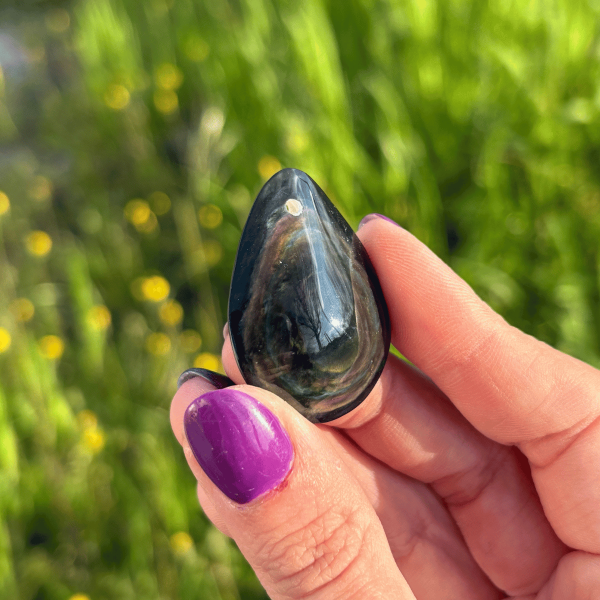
xmin=1 ymin=0 xmax=600 ymax=598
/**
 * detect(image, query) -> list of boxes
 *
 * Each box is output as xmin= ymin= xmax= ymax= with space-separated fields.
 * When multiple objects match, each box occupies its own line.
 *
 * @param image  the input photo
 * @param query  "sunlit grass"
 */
xmin=1 ymin=0 xmax=600 ymax=598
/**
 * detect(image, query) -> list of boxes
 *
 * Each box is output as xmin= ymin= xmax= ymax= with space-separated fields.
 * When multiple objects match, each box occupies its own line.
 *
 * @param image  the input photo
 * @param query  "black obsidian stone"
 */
xmin=228 ymin=168 xmax=390 ymax=423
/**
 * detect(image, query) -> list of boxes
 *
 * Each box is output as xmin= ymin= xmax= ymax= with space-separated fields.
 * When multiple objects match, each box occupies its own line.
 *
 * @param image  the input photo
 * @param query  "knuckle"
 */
xmin=257 ymin=504 xmax=372 ymax=598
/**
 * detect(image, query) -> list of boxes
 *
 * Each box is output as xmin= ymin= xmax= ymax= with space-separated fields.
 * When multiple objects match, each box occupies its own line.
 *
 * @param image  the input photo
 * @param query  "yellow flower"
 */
xmin=154 ymin=90 xmax=178 ymax=115
xmin=87 ymin=305 xmax=111 ymax=331
xmin=203 ymin=240 xmax=222 ymax=267
xmin=77 ymin=410 xmax=104 ymax=454
xmin=155 ymin=63 xmax=183 ymax=91
xmin=149 ymin=191 xmax=171 ymax=215
xmin=124 ymin=199 xmax=151 ymax=225
xmin=286 ymin=128 xmax=309 ymax=153
xmin=183 ymin=35 xmax=209 ymax=62
xmin=83 ymin=427 xmax=105 ymax=454
xmin=28 ymin=175 xmax=53 ymax=202
xmin=77 ymin=410 xmax=98 ymax=431
xmin=159 ymin=300 xmax=183 ymax=326
xmin=193 ymin=352 xmax=221 ymax=372
xmin=140 ymin=276 xmax=170 ymax=302
xmin=68 ymin=595 xmax=91 ymax=600
xmin=9 ymin=298 xmax=35 ymax=322
xmin=104 ymin=84 xmax=130 ymax=110
xmin=146 ymin=332 xmax=171 ymax=356
xmin=39 ymin=335 xmax=64 ymax=359
xmin=258 ymin=155 xmax=282 ymax=181
xmin=0 ymin=191 xmax=11 ymax=215
xmin=180 ymin=330 xmax=202 ymax=353
xmin=198 ymin=204 xmax=223 ymax=229
xmin=0 ymin=328 xmax=11 ymax=353
xmin=170 ymin=531 xmax=193 ymax=556
xmin=25 ymin=231 xmax=52 ymax=256
xmin=124 ymin=199 xmax=158 ymax=233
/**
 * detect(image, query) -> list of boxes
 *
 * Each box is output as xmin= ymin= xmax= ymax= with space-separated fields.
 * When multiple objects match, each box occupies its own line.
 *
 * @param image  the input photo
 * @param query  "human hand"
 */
xmin=171 ymin=214 xmax=600 ymax=599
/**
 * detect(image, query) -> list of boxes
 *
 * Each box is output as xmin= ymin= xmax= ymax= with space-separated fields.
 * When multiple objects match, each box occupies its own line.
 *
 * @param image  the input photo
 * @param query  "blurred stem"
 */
xmin=173 ymin=198 xmax=221 ymax=348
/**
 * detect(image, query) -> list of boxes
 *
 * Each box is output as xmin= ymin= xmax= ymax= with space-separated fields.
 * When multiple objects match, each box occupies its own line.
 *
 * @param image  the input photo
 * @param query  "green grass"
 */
xmin=1 ymin=0 xmax=600 ymax=598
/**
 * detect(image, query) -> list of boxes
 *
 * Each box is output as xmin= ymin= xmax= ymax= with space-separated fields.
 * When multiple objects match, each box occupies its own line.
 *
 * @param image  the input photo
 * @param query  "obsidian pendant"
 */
xmin=228 ymin=168 xmax=390 ymax=423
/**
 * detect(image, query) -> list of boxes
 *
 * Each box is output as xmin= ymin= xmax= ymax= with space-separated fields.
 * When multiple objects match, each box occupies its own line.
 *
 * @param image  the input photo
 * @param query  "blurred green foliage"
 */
xmin=1 ymin=0 xmax=600 ymax=598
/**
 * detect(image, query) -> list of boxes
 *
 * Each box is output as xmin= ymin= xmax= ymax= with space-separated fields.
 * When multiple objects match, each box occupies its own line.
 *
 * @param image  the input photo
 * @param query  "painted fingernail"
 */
xmin=177 ymin=368 xmax=234 ymax=390
xmin=184 ymin=389 xmax=294 ymax=504
xmin=358 ymin=213 xmax=401 ymax=229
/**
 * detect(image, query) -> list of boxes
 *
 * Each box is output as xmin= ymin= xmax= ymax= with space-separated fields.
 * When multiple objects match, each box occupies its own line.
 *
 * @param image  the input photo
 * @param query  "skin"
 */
xmin=170 ymin=217 xmax=600 ymax=599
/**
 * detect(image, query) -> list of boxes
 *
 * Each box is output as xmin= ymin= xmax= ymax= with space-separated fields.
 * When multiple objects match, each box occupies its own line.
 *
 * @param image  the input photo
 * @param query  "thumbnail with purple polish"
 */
xmin=183 ymin=389 xmax=294 ymax=504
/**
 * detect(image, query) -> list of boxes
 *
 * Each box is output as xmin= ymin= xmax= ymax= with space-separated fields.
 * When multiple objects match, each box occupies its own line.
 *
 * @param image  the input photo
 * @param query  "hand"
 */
xmin=170 ymin=214 xmax=600 ymax=599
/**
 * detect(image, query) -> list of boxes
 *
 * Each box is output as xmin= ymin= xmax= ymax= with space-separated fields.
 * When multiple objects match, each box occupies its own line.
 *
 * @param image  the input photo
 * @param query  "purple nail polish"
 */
xmin=358 ymin=213 xmax=400 ymax=229
xmin=184 ymin=389 xmax=294 ymax=504
xmin=177 ymin=368 xmax=233 ymax=390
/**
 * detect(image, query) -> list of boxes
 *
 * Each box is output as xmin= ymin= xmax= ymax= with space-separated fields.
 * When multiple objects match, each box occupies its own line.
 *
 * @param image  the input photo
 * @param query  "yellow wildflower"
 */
xmin=87 ymin=305 xmax=111 ymax=331
xmin=170 ymin=531 xmax=193 ymax=555
xmin=198 ymin=204 xmax=223 ymax=229
xmin=77 ymin=410 xmax=98 ymax=431
xmin=159 ymin=300 xmax=183 ymax=326
xmin=25 ymin=231 xmax=52 ymax=256
xmin=104 ymin=84 xmax=130 ymax=110
xmin=155 ymin=63 xmax=183 ymax=91
xmin=286 ymin=128 xmax=309 ymax=153
xmin=83 ymin=427 xmax=105 ymax=454
xmin=124 ymin=199 xmax=158 ymax=233
xmin=68 ymin=595 xmax=91 ymax=600
xmin=0 ymin=328 xmax=11 ymax=353
xmin=258 ymin=155 xmax=281 ymax=180
xmin=149 ymin=191 xmax=171 ymax=215
xmin=124 ymin=199 xmax=151 ymax=225
xmin=183 ymin=35 xmax=209 ymax=62
xmin=146 ymin=332 xmax=171 ymax=356
xmin=154 ymin=90 xmax=178 ymax=115
xmin=39 ymin=335 xmax=64 ymax=359
xmin=180 ymin=330 xmax=202 ymax=353
xmin=9 ymin=298 xmax=35 ymax=322
xmin=0 ymin=191 xmax=11 ymax=215
xmin=193 ymin=352 xmax=221 ymax=372
xmin=140 ymin=276 xmax=170 ymax=302
xmin=203 ymin=240 xmax=222 ymax=267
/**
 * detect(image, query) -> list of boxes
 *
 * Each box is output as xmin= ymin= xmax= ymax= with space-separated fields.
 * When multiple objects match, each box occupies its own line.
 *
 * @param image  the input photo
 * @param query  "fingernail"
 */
xmin=358 ymin=213 xmax=400 ymax=230
xmin=177 ymin=368 xmax=234 ymax=390
xmin=222 ymin=322 xmax=229 ymax=340
xmin=184 ymin=389 xmax=294 ymax=504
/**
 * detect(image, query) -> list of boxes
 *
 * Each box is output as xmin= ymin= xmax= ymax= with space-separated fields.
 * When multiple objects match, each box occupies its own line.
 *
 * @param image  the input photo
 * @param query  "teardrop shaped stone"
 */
xmin=228 ymin=168 xmax=390 ymax=423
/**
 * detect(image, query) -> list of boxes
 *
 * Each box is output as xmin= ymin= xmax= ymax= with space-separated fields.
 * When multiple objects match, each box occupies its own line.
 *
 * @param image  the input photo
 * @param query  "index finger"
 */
xmin=359 ymin=215 xmax=600 ymax=553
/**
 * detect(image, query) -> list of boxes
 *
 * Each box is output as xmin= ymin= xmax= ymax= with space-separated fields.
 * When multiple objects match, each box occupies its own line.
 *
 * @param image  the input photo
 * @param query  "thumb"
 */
xmin=172 ymin=380 xmax=414 ymax=600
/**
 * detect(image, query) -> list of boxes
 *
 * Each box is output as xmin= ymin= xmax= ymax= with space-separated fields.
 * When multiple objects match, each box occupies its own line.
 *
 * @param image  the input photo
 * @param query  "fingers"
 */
xmin=171 ymin=380 xmax=414 ymax=600
xmin=222 ymin=308 xmax=566 ymax=594
xmin=357 ymin=216 xmax=600 ymax=553
xmin=338 ymin=354 xmax=566 ymax=595
xmin=173 ymin=377 xmax=503 ymax=599
xmin=518 ymin=551 xmax=600 ymax=600
xmin=316 ymin=428 xmax=502 ymax=600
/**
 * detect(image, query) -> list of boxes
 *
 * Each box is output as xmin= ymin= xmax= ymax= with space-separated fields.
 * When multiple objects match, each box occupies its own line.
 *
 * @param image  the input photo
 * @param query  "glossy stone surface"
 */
xmin=228 ymin=168 xmax=390 ymax=423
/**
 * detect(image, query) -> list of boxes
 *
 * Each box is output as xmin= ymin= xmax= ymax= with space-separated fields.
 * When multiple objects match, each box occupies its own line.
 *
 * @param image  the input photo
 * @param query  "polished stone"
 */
xmin=228 ymin=168 xmax=390 ymax=423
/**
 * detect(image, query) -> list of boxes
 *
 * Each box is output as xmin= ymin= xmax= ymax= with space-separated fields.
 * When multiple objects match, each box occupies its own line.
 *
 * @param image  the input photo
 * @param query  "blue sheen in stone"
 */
xmin=228 ymin=168 xmax=390 ymax=423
